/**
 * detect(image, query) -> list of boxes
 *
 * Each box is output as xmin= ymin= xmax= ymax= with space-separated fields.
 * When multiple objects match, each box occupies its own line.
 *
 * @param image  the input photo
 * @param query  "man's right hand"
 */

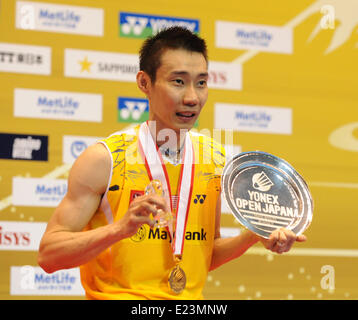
xmin=116 ymin=193 xmax=170 ymax=239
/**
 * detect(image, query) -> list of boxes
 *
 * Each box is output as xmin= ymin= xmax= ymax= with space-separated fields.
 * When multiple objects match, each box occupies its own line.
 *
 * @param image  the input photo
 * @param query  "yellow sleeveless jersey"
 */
xmin=80 ymin=125 xmax=226 ymax=300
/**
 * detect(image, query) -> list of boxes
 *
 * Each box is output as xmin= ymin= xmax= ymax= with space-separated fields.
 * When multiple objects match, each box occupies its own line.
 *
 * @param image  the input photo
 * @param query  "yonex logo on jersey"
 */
xmin=193 ymin=194 xmax=206 ymax=204
xmin=118 ymin=97 xmax=149 ymax=123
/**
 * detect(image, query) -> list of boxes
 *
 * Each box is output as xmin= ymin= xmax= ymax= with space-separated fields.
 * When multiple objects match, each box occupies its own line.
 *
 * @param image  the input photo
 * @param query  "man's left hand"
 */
xmin=260 ymin=228 xmax=307 ymax=254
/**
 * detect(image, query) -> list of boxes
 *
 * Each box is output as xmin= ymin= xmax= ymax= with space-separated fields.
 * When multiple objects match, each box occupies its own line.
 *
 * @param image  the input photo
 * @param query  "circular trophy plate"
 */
xmin=222 ymin=151 xmax=313 ymax=239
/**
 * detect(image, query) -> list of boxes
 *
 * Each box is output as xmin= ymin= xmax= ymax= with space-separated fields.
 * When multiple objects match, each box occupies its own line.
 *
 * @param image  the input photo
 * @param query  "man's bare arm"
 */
xmin=38 ymin=143 xmax=169 ymax=273
xmin=37 ymin=143 xmax=118 ymax=272
xmin=209 ymin=195 xmax=306 ymax=271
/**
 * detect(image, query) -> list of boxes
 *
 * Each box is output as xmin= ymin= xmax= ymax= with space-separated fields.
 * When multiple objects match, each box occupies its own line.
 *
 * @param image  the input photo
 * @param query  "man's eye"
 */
xmin=198 ymin=80 xmax=207 ymax=86
xmin=173 ymin=79 xmax=184 ymax=85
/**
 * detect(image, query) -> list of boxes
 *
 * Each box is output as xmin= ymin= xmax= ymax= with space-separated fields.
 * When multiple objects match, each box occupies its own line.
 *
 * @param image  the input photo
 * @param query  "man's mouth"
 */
xmin=176 ymin=112 xmax=196 ymax=118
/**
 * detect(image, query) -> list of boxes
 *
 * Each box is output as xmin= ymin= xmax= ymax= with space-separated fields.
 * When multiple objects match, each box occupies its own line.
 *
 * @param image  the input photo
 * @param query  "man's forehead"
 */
xmin=159 ymin=49 xmax=208 ymax=72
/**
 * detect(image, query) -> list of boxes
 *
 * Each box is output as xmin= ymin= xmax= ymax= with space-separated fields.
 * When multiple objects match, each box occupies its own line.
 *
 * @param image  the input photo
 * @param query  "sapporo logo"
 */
xmin=119 ymin=12 xmax=199 ymax=39
xmin=78 ymin=56 xmax=93 ymax=73
xmin=252 ymin=171 xmax=274 ymax=192
xmin=118 ymin=97 xmax=149 ymax=123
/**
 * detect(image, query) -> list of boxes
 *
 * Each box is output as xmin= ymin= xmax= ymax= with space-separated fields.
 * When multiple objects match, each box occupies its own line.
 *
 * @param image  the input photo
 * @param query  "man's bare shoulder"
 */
xmin=68 ymin=142 xmax=111 ymax=196
xmin=79 ymin=142 xmax=110 ymax=163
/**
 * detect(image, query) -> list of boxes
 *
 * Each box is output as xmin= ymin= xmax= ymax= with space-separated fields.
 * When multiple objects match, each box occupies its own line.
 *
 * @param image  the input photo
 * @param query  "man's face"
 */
xmin=146 ymin=49 xmax=208 ymax=134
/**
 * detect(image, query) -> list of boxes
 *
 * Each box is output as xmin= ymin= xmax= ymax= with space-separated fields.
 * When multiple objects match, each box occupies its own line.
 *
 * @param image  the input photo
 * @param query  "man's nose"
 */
xmin=183 ymin=85 xmax=199 ymax=106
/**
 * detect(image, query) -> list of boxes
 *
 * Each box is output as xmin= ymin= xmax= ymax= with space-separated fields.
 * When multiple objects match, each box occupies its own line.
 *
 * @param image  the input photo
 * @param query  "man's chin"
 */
xmin=174 ymin=117 xmax=198 ymax=130
xmin=148 ymin=118 xmax=196 ymax=134
xmin=173 ymin=122 xmax=195 ymax=132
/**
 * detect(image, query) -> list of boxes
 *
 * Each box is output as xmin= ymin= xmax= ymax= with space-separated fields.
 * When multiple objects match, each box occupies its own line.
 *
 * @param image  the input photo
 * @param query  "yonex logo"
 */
xmin=118 ymin=97 xmax=149 ymax=123
xmin=119 ymin=12 xmax=199 ymax=39
xmin=121 ymin=16 xmax=148 ymax=36
xmin=193 ymin=194 xmax=206 ymax=204
xmin=252 ymin=171 xmax=274 ymax=192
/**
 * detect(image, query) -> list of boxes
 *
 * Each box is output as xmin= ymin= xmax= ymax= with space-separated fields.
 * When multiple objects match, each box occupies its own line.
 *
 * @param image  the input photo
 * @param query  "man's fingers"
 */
xmin=138 ymin=202 xmax=158 ymax=216
xmin=263 ymin=230 xmax=279 ymax=250
xmin=130 ymin=194 xmax=169 ymax=216
xmin=142 ymin=216 xmax=156 ymax=228
xmin=132 ymin=214 xmax=155 ymax=229
xmin=278 ymin=229 xmax=287 ymax=244
xmin=264 ymin=228 xmax=306 ymax=254
xmin=135 ymin=194 xmax=169 ymax=213
xmin=296 ymin=234 xmax=307 ymax=242
xmin=149 ymin=197 xmax=170 ymax=213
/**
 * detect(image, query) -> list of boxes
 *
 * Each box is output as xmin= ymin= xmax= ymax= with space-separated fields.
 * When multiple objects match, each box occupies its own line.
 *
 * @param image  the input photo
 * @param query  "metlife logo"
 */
xmin=214 ymin=103 xmax=292 ymax=135
xmin=64 ymin=48 xmax=138 ymax=82
xmin=16 ymin=1 xmax=104 ymax=36
xmin=0 ymin=132 xmax=48 ymax=161
xmin=14 ymin=88 xmax=102 ymax=122
xmin=0 ymin=42 xmax=51 ymax=75
xmin=10 ymin=266 xmax=85 ymax=296
xmin=216 ymin=21 xmax=293 ymax=54
xmin=12 ymin=177 xmax=67 ymax=207
xmin=119 ymin=12 xmax=199 ymax=38
xmin=118 ymin=97 xmax=149 ymax=123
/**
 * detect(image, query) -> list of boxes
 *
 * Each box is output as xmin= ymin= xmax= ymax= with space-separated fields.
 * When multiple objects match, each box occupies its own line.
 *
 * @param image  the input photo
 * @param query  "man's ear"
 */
xmin=136 ymin=71 xmax=151 ymax=95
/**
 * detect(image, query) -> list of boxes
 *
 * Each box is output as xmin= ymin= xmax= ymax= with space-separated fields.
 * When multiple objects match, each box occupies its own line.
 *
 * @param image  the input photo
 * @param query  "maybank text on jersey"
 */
xmin=131 ymin=227 xmax=207 ymax=243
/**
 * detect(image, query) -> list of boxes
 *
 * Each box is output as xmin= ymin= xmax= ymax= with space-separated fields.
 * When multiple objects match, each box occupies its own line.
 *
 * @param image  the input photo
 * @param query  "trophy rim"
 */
xmin=222 ymin=151 xmax=313 ymax=239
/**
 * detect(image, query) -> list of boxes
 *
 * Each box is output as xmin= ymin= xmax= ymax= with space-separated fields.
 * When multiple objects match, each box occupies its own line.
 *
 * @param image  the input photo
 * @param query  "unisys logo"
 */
xmin=0 ymin=221 xmax=46 ymax=251
xmin=0 ymin=225 xmax=30 ymax=247
xmin=207 ymin=61 xmax=242 ymax=91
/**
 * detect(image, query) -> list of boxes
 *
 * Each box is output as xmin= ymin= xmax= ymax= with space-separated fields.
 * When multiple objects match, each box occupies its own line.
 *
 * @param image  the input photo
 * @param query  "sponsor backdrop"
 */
xmin=0 ymin=0 xmax=357 ymax=300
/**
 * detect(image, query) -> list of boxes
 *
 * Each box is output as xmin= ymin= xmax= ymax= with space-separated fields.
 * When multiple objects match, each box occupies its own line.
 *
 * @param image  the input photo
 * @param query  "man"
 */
xmin=38 ymin=27 xmax=306 ymax=300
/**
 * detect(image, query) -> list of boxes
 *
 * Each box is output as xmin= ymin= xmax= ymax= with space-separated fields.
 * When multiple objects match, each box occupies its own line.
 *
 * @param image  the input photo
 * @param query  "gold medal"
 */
xmin=139 ymin=123 xmax=194 ymax=296
xmin=168 ymin=264 xmax=186 ymax=294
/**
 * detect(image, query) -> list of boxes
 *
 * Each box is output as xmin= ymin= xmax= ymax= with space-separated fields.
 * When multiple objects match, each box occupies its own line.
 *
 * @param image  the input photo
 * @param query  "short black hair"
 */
xmin=139 ymin=26 xmax=208 ymax=83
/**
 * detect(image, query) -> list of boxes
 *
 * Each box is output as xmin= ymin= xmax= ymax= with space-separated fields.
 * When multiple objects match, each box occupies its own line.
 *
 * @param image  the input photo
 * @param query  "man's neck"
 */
xmin=147 ymin=121 xmax=188 ymax=153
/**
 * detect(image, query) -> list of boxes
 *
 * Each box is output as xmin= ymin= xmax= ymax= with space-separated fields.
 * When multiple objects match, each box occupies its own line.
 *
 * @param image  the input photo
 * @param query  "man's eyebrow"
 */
xmin=170 ymin=71 xmax=209 ymax=77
